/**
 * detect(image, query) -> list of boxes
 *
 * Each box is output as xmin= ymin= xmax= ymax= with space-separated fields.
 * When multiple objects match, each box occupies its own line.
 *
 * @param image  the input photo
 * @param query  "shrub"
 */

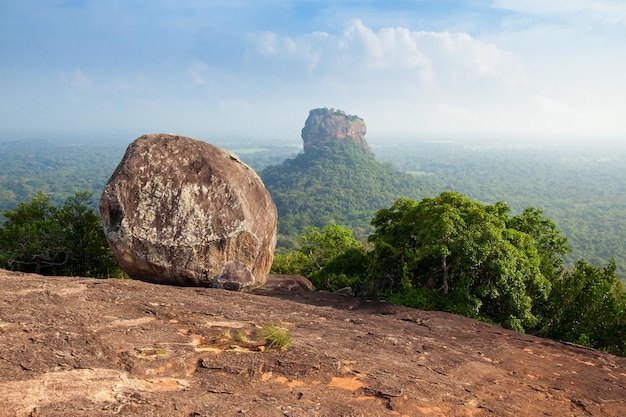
xmin=259 ymin=323 xmax=291 ymax=350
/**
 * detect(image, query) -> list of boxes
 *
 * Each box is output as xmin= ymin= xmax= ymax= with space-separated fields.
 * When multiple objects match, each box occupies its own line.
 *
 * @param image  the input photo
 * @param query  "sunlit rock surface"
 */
xmin=301 ymin=108 xmax=369 ymax=152
xmin=100 ymin=133 xmax=277 ymax=291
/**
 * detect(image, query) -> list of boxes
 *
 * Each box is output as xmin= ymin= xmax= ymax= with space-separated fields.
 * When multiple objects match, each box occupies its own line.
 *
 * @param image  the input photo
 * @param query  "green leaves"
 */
xmin=262 ymin=140 xmax=442 ymax=244
xmin=0 ymin=190 xmax=118 ymax=277
xmin=271 ymin=223 xmax=367 ymax=291
xmin=507 ymin=207 xmax=570 ymax=281
xmin=297 ymin=224 xmax=366 ymax=291
xmin=365 ymin=192 xmax=626 ymax=353
xmin=56 ymin=191 xmax=117 ymax=277
xmin=0 ymin=191 xmax=66 ymax=274
xmin=270 ymin=191 xmax=626 ymax=355
xmin=538 ymin=259 xmax=626 ymax=355
xmin=368 ymin=192 xmax=556 ymax=331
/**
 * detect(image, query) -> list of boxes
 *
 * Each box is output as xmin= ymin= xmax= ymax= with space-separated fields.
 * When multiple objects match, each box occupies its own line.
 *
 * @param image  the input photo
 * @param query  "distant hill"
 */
xmin=261 ymin=109 xmax=443 ymax=246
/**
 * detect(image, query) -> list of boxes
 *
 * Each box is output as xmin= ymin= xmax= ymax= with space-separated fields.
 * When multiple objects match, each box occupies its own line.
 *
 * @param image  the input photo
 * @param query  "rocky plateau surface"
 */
xmin=1 ymin=270 xmax=625 ymax=416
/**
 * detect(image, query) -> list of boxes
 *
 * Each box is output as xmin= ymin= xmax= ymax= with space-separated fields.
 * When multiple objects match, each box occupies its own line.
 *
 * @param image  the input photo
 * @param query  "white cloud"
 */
xmin=60 ymin=69 xmax=94 ymax=90
xmin=227 ymin=19 xmax=541 ymax=138
xmin=494 ymin=0 xmax=626 ymax=25
xmin=535 ymin=95 xmax=567 ymax=113
xmin=245 ymin=30 xmax=328 ymax=71
xmin=340 ymin=19 xmax=432 ymax=73
xmin=437 ymin=103 xmax=473 ymax=121
xmin=187 ymin=60 xmax=208 ymax=85
xmin=7 ymin=4 xmax=624 ymax=142
xmin=243 ymin=19 xmax=526 ymax=91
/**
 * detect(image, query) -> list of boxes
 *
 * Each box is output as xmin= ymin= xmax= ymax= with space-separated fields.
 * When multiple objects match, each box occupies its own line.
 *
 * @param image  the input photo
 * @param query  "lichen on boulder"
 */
xmin=99 ymin=133 xmax=277 ymax=291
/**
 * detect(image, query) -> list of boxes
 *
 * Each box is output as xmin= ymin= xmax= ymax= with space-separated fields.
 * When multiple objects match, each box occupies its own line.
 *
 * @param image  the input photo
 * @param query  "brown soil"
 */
xmin=0 ymin=269 xmax=625 ymax=416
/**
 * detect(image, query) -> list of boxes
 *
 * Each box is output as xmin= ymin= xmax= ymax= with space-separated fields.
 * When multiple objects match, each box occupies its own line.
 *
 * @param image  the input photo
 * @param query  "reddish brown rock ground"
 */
xmin=0 ymin=269 xmax=625 ymax=416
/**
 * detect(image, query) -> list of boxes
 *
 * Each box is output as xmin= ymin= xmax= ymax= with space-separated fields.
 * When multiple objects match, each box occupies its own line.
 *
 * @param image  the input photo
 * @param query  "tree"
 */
xmin=0 ymin=191 xmax=67 ymax=274
xmin=367 ymin=192 xmax=556 ymax=332
xmin=0 ymin=191 xmax=118 ymax=277
xmin=271 ymin=223 xmax=367 ymax=291
xmin=55 ymin=191 xmax=118 ymax=277
xmin=538 ymin=259 xmax=626 ymax=355
xmin=506 ymin=207 xmax=571 ymax=282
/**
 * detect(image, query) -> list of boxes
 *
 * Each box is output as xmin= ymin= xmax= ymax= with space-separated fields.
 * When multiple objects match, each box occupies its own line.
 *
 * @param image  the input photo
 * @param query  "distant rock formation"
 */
xmin=99 ymin=133 xmax=277 ymax=291
xmin=301 ymin=108 xmax=369 ymax=151
xmin=262 ymin=107 xmax=432 ymax=241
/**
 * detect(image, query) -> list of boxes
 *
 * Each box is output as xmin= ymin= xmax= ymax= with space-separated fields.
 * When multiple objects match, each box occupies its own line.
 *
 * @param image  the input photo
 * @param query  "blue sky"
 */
xmin=1 ymin=0 xmax=626 ymax=143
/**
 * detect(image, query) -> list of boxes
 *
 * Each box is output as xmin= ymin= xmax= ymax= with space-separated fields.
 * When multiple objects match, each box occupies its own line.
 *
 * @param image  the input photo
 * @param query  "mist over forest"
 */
xmin=1 ymin=135 xmax=625 ymax=279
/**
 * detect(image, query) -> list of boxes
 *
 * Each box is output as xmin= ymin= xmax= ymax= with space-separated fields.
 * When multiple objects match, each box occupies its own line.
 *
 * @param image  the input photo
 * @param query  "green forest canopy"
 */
xmin=1 ymin=136 xmax=625 ymax=277
xmin=274 ymin=193 xmax=626 ymax=356
xmin=0 ymin=191 xmax=118 ymax=277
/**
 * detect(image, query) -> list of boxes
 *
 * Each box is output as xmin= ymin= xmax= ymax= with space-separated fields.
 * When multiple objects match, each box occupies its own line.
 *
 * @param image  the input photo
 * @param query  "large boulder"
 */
xmin=301 ymin=108 xmax=369 ymax=152
xmin=99 ymin=133 xmax=277 ymax=291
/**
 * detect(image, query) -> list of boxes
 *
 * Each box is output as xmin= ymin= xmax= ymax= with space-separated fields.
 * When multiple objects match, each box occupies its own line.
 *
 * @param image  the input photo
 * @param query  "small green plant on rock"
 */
xmin=259 ymin=323 xmax=291 ymax=350
xmin=235 ymin=330 xmax=250 ymax=343
xmin=222 ymin=328 xmax=232 ymax=339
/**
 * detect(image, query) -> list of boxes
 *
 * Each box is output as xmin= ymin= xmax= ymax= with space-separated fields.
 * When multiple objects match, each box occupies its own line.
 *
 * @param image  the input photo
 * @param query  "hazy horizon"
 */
xmin=1 ymin=1 xmax=626 ymax=144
